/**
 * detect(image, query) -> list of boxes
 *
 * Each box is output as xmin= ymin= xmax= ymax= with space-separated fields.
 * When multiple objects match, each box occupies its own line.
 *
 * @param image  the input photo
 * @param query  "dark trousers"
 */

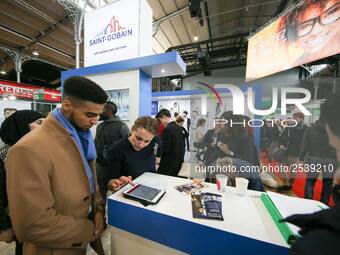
xmin=185 ymin=135 xmax=190 ymax=150
xmin=15 ymin=240 xmax=23 ymax=255
xmin=96 ymin=163 xmax=109 ymax=205
xmin=304 ymin=156 xmax=336 ymax=204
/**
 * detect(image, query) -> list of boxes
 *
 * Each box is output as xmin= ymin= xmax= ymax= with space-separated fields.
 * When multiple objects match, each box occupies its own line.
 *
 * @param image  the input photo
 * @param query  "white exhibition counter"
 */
xmin=107 ymin=172 xmax=289 ymax=255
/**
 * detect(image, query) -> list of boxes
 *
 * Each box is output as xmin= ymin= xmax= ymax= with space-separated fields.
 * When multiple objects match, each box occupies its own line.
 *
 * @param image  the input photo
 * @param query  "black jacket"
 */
xmin=299 ymin=120 xmax=336 ymax=161
xmin=280 ymin=124 xmax=307 ymax=157
xmin=158 ymin=121 xmax=184 ymax=176
xmin=94 ymin=116 xmax=130 ymax=166
xmin=285 ymin=203 xmax=340 ymax=255
xmin=106 ymin=137 xmax=158 ymax=180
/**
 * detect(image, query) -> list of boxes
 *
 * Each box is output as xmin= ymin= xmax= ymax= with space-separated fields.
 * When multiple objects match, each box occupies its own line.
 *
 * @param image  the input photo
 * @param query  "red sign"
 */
xmin=0 ymin=80 xmax=61 ymax=102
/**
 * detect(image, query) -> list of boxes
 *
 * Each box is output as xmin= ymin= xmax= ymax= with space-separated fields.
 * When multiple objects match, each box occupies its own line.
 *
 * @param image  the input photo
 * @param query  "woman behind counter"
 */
xmin=106 ymin=116 xmax=160 ymax=191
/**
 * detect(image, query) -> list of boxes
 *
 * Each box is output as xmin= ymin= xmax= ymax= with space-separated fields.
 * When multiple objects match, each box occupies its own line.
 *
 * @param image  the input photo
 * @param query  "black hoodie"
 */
xmin=299 ymin=120 xmax=336 ymax=161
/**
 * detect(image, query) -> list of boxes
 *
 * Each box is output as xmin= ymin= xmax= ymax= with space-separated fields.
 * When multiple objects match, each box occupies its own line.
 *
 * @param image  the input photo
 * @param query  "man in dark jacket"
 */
xmin=156 ymin=109 xmax=184 ymax=176
xmin=299 ymin=113 xmax=336 ymax=204
xmin=94 ymin=101 xmax=130 ymax=202
xmin=279 ymin=112 xmax=307 ymax=190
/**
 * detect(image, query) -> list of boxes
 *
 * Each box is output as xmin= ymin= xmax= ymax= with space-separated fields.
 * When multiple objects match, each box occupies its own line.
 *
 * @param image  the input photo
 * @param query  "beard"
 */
xmin=69 ymin=112 xmax=88 ymax=131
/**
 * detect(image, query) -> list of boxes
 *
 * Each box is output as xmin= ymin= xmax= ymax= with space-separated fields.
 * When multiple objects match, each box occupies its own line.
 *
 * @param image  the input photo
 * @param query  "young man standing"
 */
xmin=156 ymin=109 xmax=184 ymax=176
xmin=5 ymin=76 xmax=107 ymax=255
xmin=182 ymin=110 xmax=191 ymax=151
xmin=95 ymin=101 xmax=130 ymax=202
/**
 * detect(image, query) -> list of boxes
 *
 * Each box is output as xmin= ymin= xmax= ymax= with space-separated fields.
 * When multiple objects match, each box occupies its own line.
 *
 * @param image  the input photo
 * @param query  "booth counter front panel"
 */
xmin=107 ymin=172 xmax=289 ymax=255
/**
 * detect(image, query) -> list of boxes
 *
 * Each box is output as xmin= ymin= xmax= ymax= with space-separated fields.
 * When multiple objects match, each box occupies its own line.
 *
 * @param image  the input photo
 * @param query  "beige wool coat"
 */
xmin=5 ymin=113 xmax=104 ymax=255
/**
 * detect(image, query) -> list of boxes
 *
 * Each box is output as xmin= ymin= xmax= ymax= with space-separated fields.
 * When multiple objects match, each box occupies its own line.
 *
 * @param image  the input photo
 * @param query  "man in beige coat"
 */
xmin=5 ymin=76 xmax=107 ymax=255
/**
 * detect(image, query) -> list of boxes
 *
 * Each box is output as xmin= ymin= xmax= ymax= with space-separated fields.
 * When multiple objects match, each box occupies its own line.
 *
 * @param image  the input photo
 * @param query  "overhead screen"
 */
xmin=246 ymin=0 xmax=340 ymax=81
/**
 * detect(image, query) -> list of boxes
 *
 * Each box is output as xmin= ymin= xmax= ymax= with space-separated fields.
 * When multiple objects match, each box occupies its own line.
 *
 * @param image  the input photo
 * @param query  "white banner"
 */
xmin=84 ymin=0 xmax=148 ymax=66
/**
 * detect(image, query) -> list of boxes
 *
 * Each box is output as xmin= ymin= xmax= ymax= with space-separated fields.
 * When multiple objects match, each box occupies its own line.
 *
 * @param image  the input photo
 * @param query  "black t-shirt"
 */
xmin=106 ymin=136 xmax=157 ymax=180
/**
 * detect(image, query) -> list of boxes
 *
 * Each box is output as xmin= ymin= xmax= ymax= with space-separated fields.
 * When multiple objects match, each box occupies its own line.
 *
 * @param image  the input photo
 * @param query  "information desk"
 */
xmin=107 ymin=172 xmax=289 ymax=255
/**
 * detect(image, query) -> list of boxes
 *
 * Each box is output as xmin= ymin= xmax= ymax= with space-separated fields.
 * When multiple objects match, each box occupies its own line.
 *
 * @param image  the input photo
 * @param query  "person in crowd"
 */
xmin=106 ymin=116 xmax=159 ymax=187
xmin=5 ymin=76 xmax=107 ymax=255
xmin=156 ymin=109 xmax=184 ymax=176
xmin=278 ymin=112 xmax=307 ymax=190
xmin=182 ymin=111 xmax=191 ymax=151
xmin=276 ymin=119 xmax=284 ymax=134
xmin=175 ymin=115 xmax=189 ymax=162
xmin=283 ymin=89 xmax=340 ymax=255
xmin=0 ymin=110 xmax=43 ymax=255
xmin=218 ymin=112 xmax=257 ymax=165
xmin=201 ymin=119 xmax=224 ymax=164
xmin=260 ymin=119 xmax=271 ymax=152
xmin=193 ymin=118 xmax=206 ymax=159
xmin=278 ymin=0 xmax=340 ymax=66
xmin=299 ymin=105 xmax=336 ymax=204
xmin=94 ymin=101 xmax=130 ymax=202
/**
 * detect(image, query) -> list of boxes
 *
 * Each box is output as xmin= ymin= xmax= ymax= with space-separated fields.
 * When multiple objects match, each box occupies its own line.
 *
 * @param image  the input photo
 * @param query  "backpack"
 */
xmin=95 ymin=120 xmax=125 ymax=166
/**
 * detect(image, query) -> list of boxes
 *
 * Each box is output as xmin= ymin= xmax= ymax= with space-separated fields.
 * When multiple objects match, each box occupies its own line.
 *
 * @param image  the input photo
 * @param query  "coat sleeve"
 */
xmin=0 ymin=160 xmax=11 ymax=230
xmin=5 ymin=145 xmax=94 ymax=249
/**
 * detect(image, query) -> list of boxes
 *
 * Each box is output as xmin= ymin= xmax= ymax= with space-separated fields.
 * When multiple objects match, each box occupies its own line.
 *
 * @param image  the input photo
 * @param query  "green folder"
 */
xmin=261 ymin=193 xmax=300 ymax=244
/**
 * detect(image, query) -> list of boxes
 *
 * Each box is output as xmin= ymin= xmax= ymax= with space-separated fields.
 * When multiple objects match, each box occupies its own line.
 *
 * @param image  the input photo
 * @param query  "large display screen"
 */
xmin=246 ymin=0 xmax=340 ymax=81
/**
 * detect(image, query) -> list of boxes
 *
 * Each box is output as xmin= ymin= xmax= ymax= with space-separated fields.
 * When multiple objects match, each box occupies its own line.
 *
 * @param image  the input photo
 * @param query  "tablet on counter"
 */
xmin=122 ymin=183 xmax=166 ymax=204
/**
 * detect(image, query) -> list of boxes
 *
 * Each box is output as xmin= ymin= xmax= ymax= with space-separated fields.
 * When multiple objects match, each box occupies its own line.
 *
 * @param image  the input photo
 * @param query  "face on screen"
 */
xmin=295 ymin=1 xmax=340 ymax=54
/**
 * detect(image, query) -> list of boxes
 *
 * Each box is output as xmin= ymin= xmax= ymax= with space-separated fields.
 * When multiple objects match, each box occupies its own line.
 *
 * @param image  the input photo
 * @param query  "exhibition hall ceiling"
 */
xmin=0 ymin=0 xmax=296 ymax=88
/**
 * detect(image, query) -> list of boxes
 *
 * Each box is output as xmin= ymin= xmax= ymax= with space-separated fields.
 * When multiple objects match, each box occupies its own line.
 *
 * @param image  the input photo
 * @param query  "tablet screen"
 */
xmin=126 ymin=184 xmax=162 ymax=201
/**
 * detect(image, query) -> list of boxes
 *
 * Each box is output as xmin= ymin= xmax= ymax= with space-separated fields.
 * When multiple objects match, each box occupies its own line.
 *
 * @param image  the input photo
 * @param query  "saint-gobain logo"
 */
xmin=214 ymin=85 xmax=312 ymax=116
xmin=89 ymin=16 xmax=133 ymax=46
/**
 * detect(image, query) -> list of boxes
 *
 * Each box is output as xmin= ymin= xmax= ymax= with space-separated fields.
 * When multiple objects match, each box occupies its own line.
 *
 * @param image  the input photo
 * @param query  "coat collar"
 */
xmin=42 ymin=112 xmax=96 ymax=194
xmin=41 ymin=112 xmax=70 ymax=138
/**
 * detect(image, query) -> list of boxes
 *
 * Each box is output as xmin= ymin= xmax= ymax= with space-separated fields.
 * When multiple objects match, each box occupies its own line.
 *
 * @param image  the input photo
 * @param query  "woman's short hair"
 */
xmin=131 ymin=116 xmax=159 ymax=135
xmin=176 ymin=115 xmax=185 ymax=124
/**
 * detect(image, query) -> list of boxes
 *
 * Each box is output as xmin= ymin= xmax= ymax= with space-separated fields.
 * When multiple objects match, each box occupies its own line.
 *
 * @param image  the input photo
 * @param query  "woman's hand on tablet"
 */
xmin=108 ymin=176 xmax=134 ymax=191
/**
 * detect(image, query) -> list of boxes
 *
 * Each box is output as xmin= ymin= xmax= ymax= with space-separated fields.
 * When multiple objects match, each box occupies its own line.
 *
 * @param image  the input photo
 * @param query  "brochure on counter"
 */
xmin=191 ymin=192 xmax=224 ymax=221
xmin=174 ymin=181 xmax=205 ymax=194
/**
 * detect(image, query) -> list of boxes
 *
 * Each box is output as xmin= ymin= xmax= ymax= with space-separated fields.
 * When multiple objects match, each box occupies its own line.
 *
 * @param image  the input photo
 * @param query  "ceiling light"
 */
xmin=9 ymin=95 xmax=16 ymax=100
xmin=32 ymin=43 xmax=39 ymax=56
xmin=161 ymin=69 xmax=166 ymax=73
xmin=193 ymin=35 xmax=199 ymax=41
xmin=0 ymin=70 xmax=6 ymax=75
xmin=32 ymin=49 xmax=39 ymax=56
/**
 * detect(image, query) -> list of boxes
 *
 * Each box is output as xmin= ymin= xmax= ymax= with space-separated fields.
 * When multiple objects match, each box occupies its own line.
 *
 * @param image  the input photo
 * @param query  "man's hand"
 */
xmin=92 ymin=211 xmax=105 ymax=241
xmin=108 ymin=176 xmax=134 ymax=191
xmin=218 ymin=143 xmax=230 ymax=155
